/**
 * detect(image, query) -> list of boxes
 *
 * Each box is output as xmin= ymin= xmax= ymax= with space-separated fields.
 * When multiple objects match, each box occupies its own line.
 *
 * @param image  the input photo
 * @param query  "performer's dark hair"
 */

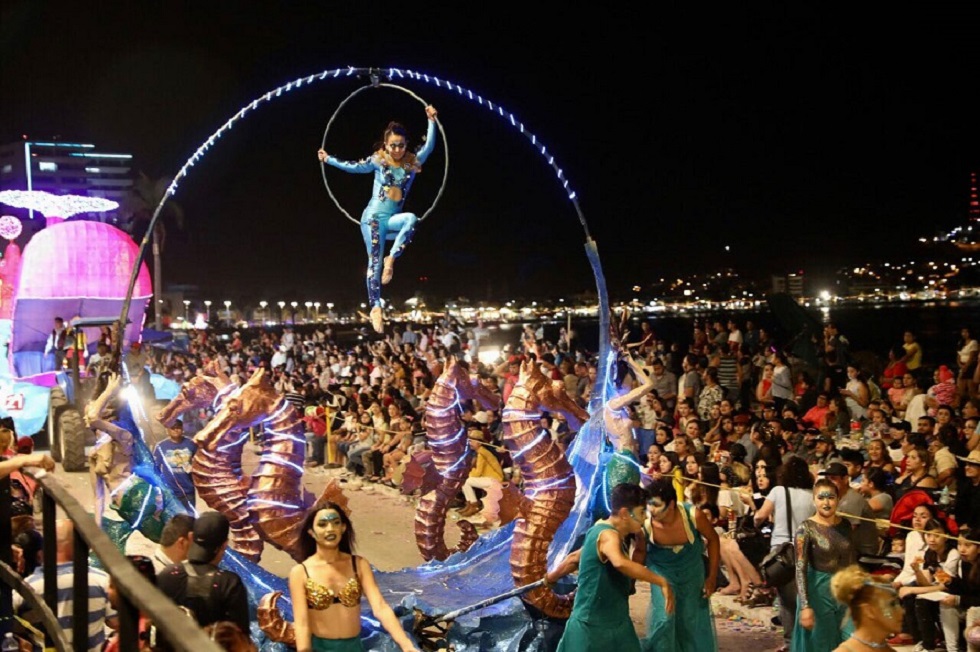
xmin=610 ymin=483 xmax=647 ymax=512
xmin=299 ymin=500 xmax=356 ymax=559
xmin=383 ymin=121 xmax=409 ymax=143
xmin=645 ymin=478 xmax=677 ymax=507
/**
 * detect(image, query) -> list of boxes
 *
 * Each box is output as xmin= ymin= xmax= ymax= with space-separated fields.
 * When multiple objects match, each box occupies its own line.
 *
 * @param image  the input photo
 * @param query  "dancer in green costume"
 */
xmin=87 ymin=374 xmax=165 ymax=562
xmin=791 ymin=478 xmax=855 ymax=652
xmin=550 ymin=483 xmax=674 ymax=652
xmin=638 ymin=478 xmax=720 ymax=652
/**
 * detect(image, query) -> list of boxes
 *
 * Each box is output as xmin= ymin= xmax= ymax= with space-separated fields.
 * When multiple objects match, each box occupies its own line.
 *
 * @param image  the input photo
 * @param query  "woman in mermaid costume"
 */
xmin=317 ymin=105 xmax=438 ymax=333
xmin=87 ymin=374 xmax=166 ymax=558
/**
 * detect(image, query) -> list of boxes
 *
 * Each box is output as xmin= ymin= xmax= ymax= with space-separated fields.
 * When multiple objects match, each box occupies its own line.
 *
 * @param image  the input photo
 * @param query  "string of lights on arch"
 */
xmin=118 ymin=65 xmax=591 ymax=356
xmin=163 ymin=66 xmax=589 ymax=236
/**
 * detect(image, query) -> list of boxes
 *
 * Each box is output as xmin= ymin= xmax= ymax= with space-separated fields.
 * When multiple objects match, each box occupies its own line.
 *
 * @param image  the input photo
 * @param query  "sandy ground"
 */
xmin=49 ymin=441 xmax=786 ymax=651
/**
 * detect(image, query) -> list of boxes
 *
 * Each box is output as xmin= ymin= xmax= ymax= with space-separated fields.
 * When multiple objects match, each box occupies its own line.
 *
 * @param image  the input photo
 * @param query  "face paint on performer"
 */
xmin=310 ymin=509 xmax=346 ymax=547
xmin=386 ymin=136 xmax=408 ymax=161
xmin=867 ymin=585 xmax=903 ymax=632
xmin=646 ymin=497 xmax=671 ymax=522
xmin=814 ymin=488 xmax=838 ymax=517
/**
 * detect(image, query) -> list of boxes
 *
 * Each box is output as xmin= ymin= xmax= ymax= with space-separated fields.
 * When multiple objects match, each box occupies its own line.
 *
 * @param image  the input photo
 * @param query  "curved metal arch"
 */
xmin=320 ymin=82 xmax=449 ymax=225
xmin=114 ymin=66 xmax=590 ymax=360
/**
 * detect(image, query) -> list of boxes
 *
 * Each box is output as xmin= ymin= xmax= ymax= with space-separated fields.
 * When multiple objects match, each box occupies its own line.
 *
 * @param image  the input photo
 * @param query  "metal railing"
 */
xmin=0 ymin=469 xmax=224 ymax=652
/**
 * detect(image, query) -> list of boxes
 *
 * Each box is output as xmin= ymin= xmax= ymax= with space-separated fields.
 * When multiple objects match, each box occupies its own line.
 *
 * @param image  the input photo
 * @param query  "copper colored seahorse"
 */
xmin=415 ymin=358 xmax=501 ymax=561
xmin=502 ymin=359 xmax=588 ymax=619
xmin=157 ymin=367 xmax=263 ymax=562
xmin=194 ymin=368 xmax=326 ymax=562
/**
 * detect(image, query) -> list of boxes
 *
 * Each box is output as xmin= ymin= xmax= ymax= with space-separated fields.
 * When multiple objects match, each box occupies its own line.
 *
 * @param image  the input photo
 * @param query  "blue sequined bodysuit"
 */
xmin=325 ymin=119 xmax=437 ymax=308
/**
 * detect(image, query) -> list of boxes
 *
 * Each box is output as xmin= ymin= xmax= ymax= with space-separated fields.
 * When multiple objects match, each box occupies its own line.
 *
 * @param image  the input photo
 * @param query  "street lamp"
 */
xmin=183 ymin=299 xmax=190 ymax=322
xmin=314 ymin=302 xmax=320 ymax=322
xmin=204 ymin=300 xmax=212 ymax=323
xmin=304 ymin=301 xmax=313 ymax=322
xmin=290 ymin=301 xmax=298 ymax=324
xmin=277 ymin=301 xmax=286 ymax=324
xmin=223 ymin=300 xmax=231 ymax=322
xmin=259 ymin=300 xmax=268 ymax=322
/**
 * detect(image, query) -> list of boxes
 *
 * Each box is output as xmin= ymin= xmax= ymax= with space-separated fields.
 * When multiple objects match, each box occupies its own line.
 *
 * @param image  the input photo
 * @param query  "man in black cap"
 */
xmin=156 ymin=511 xmax=250 ymax=635
xmin=806 ymin=433 xmax=841 ymax=471
xmin=823 ymin=462 xmax=880 ymax=556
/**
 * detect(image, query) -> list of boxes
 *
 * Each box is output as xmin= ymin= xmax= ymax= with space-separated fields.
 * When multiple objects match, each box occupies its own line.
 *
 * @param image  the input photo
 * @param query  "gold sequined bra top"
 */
xmin=303 ymin=557 xmax=362 ymax=610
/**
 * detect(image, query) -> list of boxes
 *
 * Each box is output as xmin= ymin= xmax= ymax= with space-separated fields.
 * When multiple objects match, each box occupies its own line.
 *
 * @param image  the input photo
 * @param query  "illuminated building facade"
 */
xmin=0 ymin=140 xmax=132 ymax=223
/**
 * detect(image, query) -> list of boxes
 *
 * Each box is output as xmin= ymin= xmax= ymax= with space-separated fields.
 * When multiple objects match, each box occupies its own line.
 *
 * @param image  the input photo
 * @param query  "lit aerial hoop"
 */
xmin=115 ymin=66 xmax=594 ymax=357
xmin=321 ymin=79 xmax=449 ymax=225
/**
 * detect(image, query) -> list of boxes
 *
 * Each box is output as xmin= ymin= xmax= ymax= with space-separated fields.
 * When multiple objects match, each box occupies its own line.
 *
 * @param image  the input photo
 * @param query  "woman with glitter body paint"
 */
xmin=829 ymin=565 xmax=904 ymax=652
xmin=318 ymin=106 xmax=438 ymax=333
xmin=792 ymin=478 xmax=856 ymax=652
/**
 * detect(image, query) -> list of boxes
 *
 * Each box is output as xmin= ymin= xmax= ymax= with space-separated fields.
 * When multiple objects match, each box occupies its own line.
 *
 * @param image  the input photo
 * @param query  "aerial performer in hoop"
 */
xmin=317 ymin=104 xmax=438 ymax=333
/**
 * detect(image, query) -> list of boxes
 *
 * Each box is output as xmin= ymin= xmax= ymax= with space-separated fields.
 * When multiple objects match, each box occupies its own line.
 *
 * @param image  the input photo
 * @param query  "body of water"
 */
xmin=480 ymin=301 xmax=980 ymax=369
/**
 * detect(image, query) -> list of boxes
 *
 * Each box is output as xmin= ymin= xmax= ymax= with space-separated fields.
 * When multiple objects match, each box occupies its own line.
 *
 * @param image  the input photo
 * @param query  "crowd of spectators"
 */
xmin=7 ymin=314 xmax=980 ymax=650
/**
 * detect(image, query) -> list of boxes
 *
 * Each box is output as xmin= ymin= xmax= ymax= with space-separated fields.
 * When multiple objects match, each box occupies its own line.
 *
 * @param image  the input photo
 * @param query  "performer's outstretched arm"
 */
xmin=317 ymin=148 xmax=376 ymax=173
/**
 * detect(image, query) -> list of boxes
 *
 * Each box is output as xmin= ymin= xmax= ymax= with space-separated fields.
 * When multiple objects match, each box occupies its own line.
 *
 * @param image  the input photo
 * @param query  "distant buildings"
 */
xmin=772 ymin=272 xmax=805 ymax=298
xmin=0 ymin=139 xmax=133 ymax=223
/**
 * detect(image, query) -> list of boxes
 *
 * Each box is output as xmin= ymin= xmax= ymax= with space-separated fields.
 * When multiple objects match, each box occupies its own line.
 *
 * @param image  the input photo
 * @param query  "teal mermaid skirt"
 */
xmin=790 ymin=568 xmax=854 ymax=652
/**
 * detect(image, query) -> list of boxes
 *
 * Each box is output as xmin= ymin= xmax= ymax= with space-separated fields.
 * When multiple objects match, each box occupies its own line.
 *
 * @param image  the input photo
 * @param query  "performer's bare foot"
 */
xmin=370 ymin=306 xmax=383 ymax=333
xmin=382 ymin=256 xmax=395 ymax=285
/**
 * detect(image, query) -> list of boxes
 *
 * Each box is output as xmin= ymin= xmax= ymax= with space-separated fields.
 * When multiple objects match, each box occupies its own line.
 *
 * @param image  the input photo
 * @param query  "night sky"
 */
xmin=2 ymin=4 xmax=978 ymax=307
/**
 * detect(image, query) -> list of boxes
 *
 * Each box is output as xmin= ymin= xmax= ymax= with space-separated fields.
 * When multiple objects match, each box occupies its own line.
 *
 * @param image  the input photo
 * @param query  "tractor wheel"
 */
xmin=49 ymin=386 xmax=69 ymax=409
xmin=56 ymin=408 xmax=90 ymax=472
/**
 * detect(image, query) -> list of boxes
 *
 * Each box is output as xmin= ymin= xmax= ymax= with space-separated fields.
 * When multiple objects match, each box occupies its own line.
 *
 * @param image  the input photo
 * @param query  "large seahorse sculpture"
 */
xmin=194 ymin=367 xmax=326 ymax=562
xmin=502 ymin=359 xmax=589 ymax=619
xmin=157 ymin=367 xmax=264 ymax=562
xmin=415 ymin=358 xmax=501 ymax=561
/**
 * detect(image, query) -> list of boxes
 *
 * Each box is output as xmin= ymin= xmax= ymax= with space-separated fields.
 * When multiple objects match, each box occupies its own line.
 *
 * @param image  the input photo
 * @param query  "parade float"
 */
xmin=113 ymin=66 xmax=632 ymax=652
xmin=0 ymin=190 xmax=157 ymax=469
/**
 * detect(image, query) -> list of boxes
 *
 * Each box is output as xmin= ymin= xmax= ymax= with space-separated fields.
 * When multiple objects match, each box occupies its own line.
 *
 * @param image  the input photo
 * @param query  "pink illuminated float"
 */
xmin=10 ymin=220 xmax=152 ymax=377
xmin=0 ymin=190 xmax=149 ymax=380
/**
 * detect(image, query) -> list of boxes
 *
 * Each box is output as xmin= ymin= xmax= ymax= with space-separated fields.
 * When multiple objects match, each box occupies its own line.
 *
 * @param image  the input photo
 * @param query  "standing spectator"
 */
xmin=840 ymin=365 xmax=870 ymax=422
xmin=153 ymin=419 xmax=197 ymax=512
xmin=955 ymin=449 xmax=980 ymax=530
xmin=157 ymin=511 xmax=250 ymax=635
xmin=13 ymin=520 xmax=114 ymax=652
xmin=753 ymin=456 xmax=816 ymax=651
xmin=151 ymin=514 xmax=195 ymax=574
xmin=959 ymin=327 xmax=979 ymax=398
xmin=900 ymin=330 xmax=923 ymax=371
xmin=770 ymin=352 xmax=793 ymax=413
xmin=648 ymin=358 xmax=677 ymax=413
xmin=44 ymin=316 xmax=68 ymax=370
xmin=677 ymin=354 xmax=702 ymax=407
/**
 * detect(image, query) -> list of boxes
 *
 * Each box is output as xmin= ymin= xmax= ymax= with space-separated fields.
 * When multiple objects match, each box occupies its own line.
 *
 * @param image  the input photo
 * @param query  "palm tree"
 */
xmin=118 ymin=172 xmax=185 ymax=328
